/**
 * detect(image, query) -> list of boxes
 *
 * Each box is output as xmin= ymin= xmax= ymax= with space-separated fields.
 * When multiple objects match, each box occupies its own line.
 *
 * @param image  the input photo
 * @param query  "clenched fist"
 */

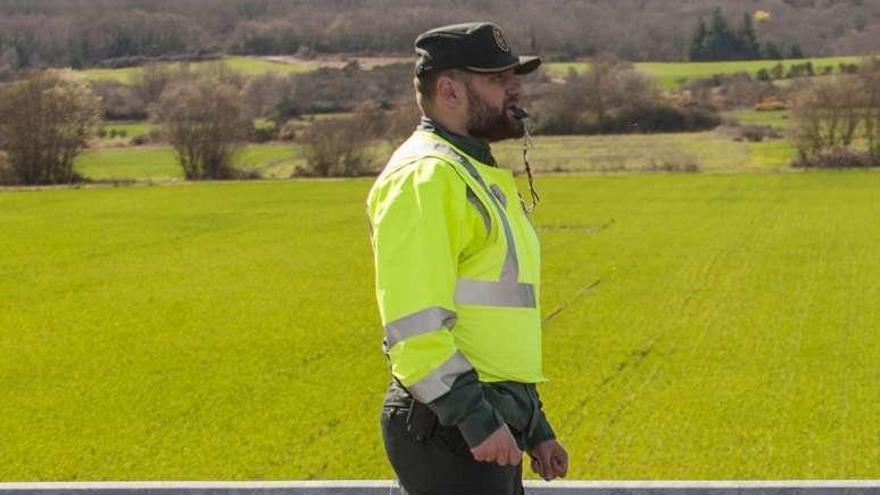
xmin=529 ymin=439 xmax=568 ymax=481
xmin=470 ymin=424 xmax=522 ymax=466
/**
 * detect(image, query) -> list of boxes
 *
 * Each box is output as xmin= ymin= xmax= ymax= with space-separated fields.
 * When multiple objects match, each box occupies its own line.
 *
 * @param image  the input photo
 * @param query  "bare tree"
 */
xmin=859 ymin=66 xmax=880 ymax=156
xmin=297 ymin=105 xmax=385 ymax=177
xmin=240 ymin=71 xmax=297 ymax=122
xmin=0 ymin=70 xmax=100 ymax=184
xmin=130 ymin=62 xmax=175 ymax=108
xmin=533 ymin=57 xmax=714 ymax=135
xmin=791 ymin=76 xmax=866 ymax=158
xmin=152 ymin=73 xmax=248 ymax=180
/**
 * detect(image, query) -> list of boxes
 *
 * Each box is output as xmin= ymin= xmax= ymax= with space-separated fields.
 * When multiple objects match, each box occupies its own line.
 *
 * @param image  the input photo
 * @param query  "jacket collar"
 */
xmin=417 ymin=117 xmax=497 ymax=166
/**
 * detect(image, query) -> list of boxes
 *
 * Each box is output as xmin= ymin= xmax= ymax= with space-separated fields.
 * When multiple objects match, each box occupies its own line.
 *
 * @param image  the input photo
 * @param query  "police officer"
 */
xmin=366 ymin=22 xmax=569 ymax=495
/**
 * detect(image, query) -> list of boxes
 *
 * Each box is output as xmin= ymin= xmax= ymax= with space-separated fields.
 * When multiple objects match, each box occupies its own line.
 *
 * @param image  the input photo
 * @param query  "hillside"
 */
xmin=0 ymin=0 xmax=878 ymax=74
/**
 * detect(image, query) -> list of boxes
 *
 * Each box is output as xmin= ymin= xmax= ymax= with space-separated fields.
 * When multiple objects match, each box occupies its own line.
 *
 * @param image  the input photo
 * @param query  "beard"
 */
xmin=463 ymin=81 xmax=524 ymax=142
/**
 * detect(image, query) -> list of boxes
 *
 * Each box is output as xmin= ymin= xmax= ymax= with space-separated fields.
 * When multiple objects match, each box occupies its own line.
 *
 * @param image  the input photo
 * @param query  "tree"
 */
xmin=792 ymin=77 xmax=866 ymax=158
xmin=706 ymin=8 xmax=737 ymax=61
xmin=764 ymin=42 xmax=784 ymax=60
xmin=130 ymin=62 xmax=174 ymax=108
xmin=152 ymin=73 xmax=249 ymax=180
xmin=689 ymin=19 xmax=708 ymax=61
xmin=689 ymin=9 xmax=766 ymax=62
xmin=297 ymin=106 xmax=382 ymax=177
xmin=0 ymin=70 xmax=101 ymax=184
xmin=858 ymin=66 xmax=880 ymax=155
xmin=737 ymin=13 xmax=761 ymax=59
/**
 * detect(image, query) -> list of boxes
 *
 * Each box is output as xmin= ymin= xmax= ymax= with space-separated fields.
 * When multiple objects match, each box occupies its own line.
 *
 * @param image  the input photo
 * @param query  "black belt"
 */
xmin=383 ymin=377 xmax=414 ymax=409
xmin=384 ymin=395 xmax=437 ymax=442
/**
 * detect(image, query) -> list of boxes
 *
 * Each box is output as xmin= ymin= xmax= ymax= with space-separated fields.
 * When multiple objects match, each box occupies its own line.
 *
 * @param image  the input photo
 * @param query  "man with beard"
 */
xmin=366 ymin=22 xmax=568 ymax=494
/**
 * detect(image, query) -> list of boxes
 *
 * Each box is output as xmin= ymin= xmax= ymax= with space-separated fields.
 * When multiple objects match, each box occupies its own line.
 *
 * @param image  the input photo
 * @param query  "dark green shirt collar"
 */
xmin=417 ymin=117 xmax=496 ymax=166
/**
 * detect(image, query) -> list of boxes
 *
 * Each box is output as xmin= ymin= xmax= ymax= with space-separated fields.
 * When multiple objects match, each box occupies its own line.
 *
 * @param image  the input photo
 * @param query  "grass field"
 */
xmin=82 ymin=56 xmax=320 ymax=83
xmin=81 ymin=54 xmax=868 ymax=88
xmin=722 ymin=109 xmax=792 ymax=130
xmin=74 ymin=144 xmax=303 ymax=181
xmin=546 ymin=55 xmax=866 ymax=88
xmin=2 ymin=171 xmax=880 ymax=479
xmin=71 ymin=131 xmax=796 ymax=183
xmin=493 ymin=131 xmax=796 ymax=173
xmin=100 ymin=122 xmax=158 ymax=139
xmin=80 ymin=55 xmax=407 ymax=83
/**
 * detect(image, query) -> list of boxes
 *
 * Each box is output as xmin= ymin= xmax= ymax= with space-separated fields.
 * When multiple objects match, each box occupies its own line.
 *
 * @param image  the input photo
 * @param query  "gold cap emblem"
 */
xmin=493 ymin=26 xmax=510 ymax=53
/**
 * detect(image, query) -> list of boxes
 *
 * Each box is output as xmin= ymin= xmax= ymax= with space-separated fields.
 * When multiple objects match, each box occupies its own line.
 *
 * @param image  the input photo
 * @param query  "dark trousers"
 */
xmin=381 ymin=405 xmax=525 ymax=495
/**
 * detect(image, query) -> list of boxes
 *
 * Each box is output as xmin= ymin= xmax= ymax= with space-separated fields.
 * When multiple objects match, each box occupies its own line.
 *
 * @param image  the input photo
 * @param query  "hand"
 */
xmin=528 ymin=439 xmax=568 ymax=481
xmin=470 ymin=424 xmax=523 ymax=466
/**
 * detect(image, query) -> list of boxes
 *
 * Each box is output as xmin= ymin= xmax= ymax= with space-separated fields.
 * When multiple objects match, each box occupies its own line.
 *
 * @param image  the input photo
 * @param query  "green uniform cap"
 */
xmin=414 ymin=22 xmax=541 ymax=77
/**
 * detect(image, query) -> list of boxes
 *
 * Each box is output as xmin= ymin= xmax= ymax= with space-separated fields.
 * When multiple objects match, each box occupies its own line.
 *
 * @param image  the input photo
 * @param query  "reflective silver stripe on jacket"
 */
xmin=385 ymin=306 xmax=457 ymax=348
xmin=466 ymin=187 xmax=492 ymax=235
xmin=405 ymin=351 xmax=474 ymax=403
xmin=423 ymin=140 xmax=536 ymax=308
xmin=454 ymin=278 xmax=536 ymax=308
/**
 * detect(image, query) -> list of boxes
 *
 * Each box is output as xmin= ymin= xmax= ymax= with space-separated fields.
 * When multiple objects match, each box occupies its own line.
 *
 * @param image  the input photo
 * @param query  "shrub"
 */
xmin=605 ymin=104 xmax=720 ymax=134
xmin=769 ymin=63 xmax=785 ymax=80
xmin=0 ymin=152 xmax=13 ymax=184
xmin=534 ymin=58 xmax=720 ymax=135
xmin=278 ymin=119 xmax=299 ymax=141
xmin=250 ymin=119 xmax=277 ymax=143
xmin=152 ymin=76 xmax=248 ymax=180
xmin=89 ymin=80 xmax=147 ymax=120
xmin=839 ymin=63 xmax=860 ymax=75
xmin=791 ymin=76 xmax=866 ymax=158
xmin=791 ymin=148 xmax=880 ymax=169
xmin=642 ymin=157 xmax=700 ymax=173
xmin=296 ymin=109 xmax=380 ymax=177
xmin=738 ymin=125 xmax=781 ymax=142
xmin=0 ymin=70 xmax=101 ymax=185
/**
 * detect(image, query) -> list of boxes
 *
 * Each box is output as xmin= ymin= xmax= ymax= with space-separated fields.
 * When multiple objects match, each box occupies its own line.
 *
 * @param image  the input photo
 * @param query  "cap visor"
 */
xmin=514 ymin=56 xmax=541 ymax=75
xmin=464 ymin=56 xmax=542 ymax=75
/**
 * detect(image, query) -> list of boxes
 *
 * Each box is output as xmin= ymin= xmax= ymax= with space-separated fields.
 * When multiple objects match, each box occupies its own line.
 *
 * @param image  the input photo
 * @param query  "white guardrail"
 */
xmin=1 ymin=480 xmax=879 ymax=495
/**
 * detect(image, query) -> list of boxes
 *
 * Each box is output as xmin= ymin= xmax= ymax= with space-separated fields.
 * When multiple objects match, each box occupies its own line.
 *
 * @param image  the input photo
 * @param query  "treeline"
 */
xmin=93 ymin=61 xmax=412 ymax=122
xmin=0 ymin=55 xmax=731 ymax=185
xmin=689 ymin=8 xmax=804 ymax=62
xmin=0 ymin=64 xmax=418 ymax=185
xmin=791 ymin=60 xmax=880 ymax=168
xmin=0 ymin=0 xmax=878 ymax=73
xmin=533 ymin=60 xmax=720 ymax=135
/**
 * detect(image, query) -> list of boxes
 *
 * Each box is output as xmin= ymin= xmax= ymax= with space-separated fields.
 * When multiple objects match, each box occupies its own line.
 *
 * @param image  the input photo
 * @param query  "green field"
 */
xmin=100 ymin=122 xmax=158 ymax=139
xmin=71 ymin=132 xmax=796 ymax=183
xmin=722 ymin=109 xmax=792 ymax=130
xmin=493 ymin=131 xmax=796 ymax=173
xmin=75 ymin=144 xmax=303 ymax=181
xmin=81 ymin=54 xmax=867 ymax=88
xmin=83 ymin=56 xmax=320 ymax=83
xmin=547 ymin=55 xmax=865 ymax=88
xmin=2 ymin=170 xmax=880 ymax=479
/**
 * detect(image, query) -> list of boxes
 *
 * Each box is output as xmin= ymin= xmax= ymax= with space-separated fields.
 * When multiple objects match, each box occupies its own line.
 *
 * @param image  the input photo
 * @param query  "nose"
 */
xmin=507 ymin=76 xmax=522 ymax=98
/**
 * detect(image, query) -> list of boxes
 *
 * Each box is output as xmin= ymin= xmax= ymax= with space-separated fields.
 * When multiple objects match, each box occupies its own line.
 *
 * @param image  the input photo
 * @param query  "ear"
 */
xmin=435 ymin=74 xmax=464 ymax=107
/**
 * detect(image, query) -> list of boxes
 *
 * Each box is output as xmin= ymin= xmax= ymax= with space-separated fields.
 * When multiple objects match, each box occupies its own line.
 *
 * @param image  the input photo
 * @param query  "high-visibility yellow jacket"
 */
xmin=367 ymin=125 xmax=553 ymax=448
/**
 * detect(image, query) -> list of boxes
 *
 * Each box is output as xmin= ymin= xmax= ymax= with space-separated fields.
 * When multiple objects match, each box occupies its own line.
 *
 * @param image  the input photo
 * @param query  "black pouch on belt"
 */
xmin=405 ymin=399 xmax=437 ymax=442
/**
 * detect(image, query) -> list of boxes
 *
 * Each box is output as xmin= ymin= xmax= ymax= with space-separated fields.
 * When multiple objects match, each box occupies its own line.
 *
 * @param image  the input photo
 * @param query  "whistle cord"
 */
xmin=522 ymin=120 xmax=540 ymax=213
